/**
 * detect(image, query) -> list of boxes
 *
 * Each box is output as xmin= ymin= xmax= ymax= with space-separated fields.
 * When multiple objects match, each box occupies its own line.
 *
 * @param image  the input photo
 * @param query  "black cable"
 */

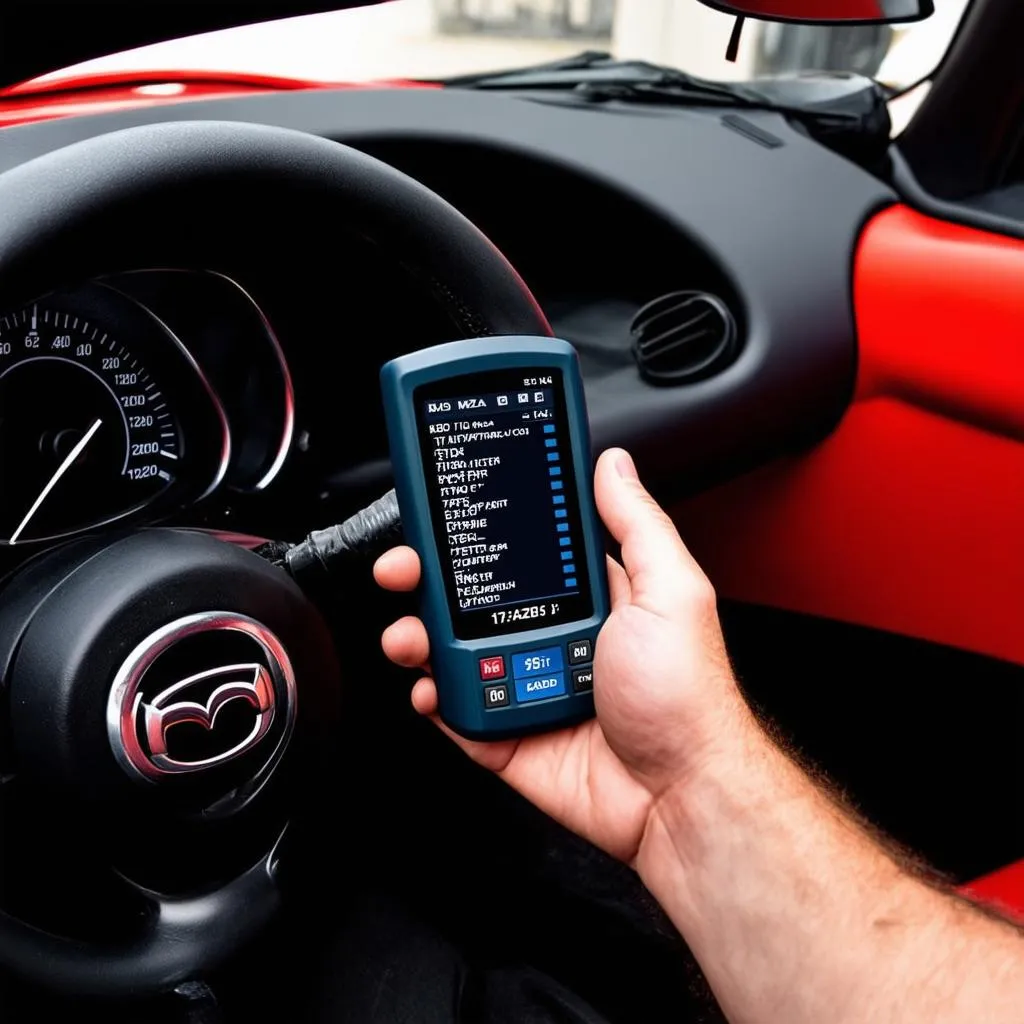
xmin=257 ymin=489 xmax=403 ymax=589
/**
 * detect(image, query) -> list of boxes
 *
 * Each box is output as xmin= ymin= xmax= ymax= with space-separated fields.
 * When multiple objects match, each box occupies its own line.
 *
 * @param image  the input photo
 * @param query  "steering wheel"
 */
xmin=0 ymin=121 xmax=551 ymax=998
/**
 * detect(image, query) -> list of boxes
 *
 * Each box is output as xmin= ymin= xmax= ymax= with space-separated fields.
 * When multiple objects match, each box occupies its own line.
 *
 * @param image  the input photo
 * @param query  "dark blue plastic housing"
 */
xmin=381 ymin=337 xmax=609 ymax=740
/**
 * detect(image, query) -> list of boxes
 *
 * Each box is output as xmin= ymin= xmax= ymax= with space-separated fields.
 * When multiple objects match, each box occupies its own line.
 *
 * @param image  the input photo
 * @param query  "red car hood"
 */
xmin=0 ymin=67 xmax=435 ymax=129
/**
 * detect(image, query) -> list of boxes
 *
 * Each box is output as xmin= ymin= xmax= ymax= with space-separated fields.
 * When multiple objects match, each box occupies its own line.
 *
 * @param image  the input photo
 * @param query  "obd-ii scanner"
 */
xmin=381 ymin=338 xmax=610 ymax=741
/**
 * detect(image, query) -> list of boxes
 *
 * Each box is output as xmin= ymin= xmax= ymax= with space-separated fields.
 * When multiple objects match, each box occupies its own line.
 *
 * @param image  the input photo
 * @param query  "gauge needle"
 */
xmin=10 ymin=418 xmax=102 ymax=545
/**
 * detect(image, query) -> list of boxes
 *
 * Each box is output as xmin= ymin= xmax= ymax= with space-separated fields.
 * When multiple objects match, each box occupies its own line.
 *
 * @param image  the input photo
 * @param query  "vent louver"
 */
xmin=630 ymin=291 xmax=738 ymax=385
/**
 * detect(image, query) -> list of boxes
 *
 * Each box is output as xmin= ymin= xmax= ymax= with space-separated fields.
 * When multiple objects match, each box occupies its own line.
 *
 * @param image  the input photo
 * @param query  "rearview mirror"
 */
xmin=697 ymin=0 xmax=934 ymax=24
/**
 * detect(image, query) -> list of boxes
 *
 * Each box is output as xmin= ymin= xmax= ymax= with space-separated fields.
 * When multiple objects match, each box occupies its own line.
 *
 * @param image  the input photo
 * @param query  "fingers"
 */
xmin=381 ymin=615 xmax=430 ymax=668
xmin=373 ymin=546 xmax=421 ymax=593
xmin=410 ymin=676 xmax=438 ymax=715
xmin=409 ymin=678 xmax=519 ymax=772
xmin=594 ymin=449 xmax=712 ymax=617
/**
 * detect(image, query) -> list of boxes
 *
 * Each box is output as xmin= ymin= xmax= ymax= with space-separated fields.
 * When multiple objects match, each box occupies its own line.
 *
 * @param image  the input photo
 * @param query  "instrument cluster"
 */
xmin=0 ymin=272 xmax=293 ymax=546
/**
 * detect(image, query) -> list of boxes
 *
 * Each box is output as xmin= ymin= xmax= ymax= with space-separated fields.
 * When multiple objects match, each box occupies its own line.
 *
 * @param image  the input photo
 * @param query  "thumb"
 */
xmin=594 ymin=448 xmax=710 ymax=618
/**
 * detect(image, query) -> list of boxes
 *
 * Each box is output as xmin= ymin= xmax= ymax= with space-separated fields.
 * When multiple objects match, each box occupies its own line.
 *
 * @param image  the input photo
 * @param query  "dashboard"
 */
xmin=0 ymin=84 xmax=894 ymax=571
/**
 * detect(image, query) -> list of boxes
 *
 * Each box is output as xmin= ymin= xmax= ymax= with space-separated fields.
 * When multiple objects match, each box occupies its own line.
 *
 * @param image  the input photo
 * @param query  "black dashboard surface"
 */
xmin=0 ymin=86 xmax=896 ymax=505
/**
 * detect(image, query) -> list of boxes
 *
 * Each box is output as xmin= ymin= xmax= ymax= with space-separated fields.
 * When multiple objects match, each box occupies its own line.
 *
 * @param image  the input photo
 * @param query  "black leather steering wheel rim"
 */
xmin=0 ymin=119 xmax=552 ymax=338
xmin=0 ymin=120 xmax=552 ymax=998
xmin=0 ymin=838 xmax=282 ymax=998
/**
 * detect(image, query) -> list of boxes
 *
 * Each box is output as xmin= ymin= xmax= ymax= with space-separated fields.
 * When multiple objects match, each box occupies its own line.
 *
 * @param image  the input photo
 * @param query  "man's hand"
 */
xmin=374 ymin=447 xmax=752 ymax=864
xmin=375 ymin=447 xmax=1024 ymax=1024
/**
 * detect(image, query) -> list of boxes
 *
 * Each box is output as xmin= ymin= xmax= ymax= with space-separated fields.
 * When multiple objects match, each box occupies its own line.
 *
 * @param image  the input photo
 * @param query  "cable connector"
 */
xmin=258 ymin=489 xmax=403 ymax=589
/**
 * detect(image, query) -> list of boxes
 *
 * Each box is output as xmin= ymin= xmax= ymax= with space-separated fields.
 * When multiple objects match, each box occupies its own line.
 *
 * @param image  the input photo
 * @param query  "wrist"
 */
xmin=633 ymin=704 xmax=912 ymax=943
xmin=634 ymin=700 xmax=777 ymax=897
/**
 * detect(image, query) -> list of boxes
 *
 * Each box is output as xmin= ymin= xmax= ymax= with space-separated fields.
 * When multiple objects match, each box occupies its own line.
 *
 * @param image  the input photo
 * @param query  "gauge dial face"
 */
xmin=0 ymin=304 xmax=182 ymax=544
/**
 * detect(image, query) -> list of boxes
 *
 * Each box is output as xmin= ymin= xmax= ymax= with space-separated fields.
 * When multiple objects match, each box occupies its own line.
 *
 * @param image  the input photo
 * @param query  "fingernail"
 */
xmin=615 ymin=450 xmax=638 ymax=481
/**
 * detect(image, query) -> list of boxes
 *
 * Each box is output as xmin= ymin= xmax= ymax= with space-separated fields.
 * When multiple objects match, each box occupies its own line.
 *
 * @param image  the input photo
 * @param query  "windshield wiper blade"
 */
xmin=441 ymin=52 xmax=765 ymax=108
xmin=442 ymin=50 xmax=620 ymax=87
xmin=455 ymin=63 xmax=865 ymax=123
xmin=572 ymin=77 xmax=762 ymax=108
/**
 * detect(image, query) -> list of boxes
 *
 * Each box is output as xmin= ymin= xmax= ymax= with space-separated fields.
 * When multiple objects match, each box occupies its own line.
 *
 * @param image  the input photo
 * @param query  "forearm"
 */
xmin=637 ymin=713 xmax=1024 ymax=1024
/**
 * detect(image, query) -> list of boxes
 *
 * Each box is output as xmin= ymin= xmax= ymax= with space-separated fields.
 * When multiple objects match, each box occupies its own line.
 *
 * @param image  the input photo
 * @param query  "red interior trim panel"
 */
xmin=961 ymin=860 xmax=1024 ymax=923
xmin=856 ymin=207 xmax=1024 ymax=442
xmin=676 ymin=205 xmax=1024 ymax=667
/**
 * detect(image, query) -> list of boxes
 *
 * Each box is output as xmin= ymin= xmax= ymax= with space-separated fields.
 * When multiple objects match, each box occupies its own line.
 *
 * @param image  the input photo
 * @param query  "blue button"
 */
xmin=549 ymin=466 xmax=562 ymax=477
xmin=512 ymin=646 xmax=564 ymax=679
xmin=545 ymin=438 xmax=558 ymax=448
xmin=564 ymin=578 xmax=577 ymax=588
xmin=556 ymin=523 xmax=569 ymax=532
xmin=515 ymin=672 xmax=566 ymax=703
xmin=554 ymin=509 xmax=567 ymax=518
xmin=552 ymin=494 xmax=566 ymax=505
xmin=563 ymin=564 xmax=576 ymax=574
xmin=543 ymin=424 xmax=556 ymax=434
xmin=551 ymin=480 xmax=564 ymax=490
xmin=561 ymin=551 xmax=573 ymax=561
xmin=559 ymin=537 xmax=571 ymax=546
xmin=547 ymin=452 xmax=560 ymax=462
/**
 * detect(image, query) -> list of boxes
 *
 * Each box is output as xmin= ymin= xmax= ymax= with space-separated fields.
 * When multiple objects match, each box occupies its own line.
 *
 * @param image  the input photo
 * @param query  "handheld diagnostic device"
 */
xmin=381 ymin=337 xmax=609 ymax=741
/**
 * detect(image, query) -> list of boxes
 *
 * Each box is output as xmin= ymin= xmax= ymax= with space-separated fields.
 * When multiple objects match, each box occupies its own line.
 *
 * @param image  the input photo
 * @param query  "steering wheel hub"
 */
xmin=0 ymin=530 xmax=332 ymax=816
xmin=108 ymin=610 xmax=297 ymax=799
xmin=0 ymin=528 xmax=339 ymax=994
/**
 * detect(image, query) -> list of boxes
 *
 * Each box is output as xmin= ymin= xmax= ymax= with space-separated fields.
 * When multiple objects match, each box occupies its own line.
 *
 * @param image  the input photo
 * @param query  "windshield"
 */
xmin=33 ymin=0 xmax=970 ymax=94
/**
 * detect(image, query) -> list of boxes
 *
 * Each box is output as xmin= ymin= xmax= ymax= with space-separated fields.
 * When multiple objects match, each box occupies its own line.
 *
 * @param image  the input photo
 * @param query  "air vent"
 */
xmin=630 ymin=291 xmax=738 ymax=385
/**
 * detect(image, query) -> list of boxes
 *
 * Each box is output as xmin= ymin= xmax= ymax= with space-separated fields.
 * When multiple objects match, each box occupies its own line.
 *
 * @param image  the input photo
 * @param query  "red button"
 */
xmin=479 ymin=656 xmax=506 ymax=681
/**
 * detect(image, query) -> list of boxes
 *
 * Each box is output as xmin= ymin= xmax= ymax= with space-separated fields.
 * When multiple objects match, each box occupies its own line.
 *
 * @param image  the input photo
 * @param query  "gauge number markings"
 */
xmin=0 ymin=304 xmax=183 ymax=543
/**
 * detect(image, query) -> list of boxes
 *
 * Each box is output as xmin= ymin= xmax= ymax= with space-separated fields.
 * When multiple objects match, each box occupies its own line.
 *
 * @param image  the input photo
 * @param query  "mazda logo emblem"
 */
xmin=107 ymin=612 xmax=296 ymax=783
xmin=141 ymin=662 xmax=276 ymax=773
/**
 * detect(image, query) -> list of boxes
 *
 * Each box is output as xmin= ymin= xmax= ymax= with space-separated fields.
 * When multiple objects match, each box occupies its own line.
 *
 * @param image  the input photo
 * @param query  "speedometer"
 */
xmin=0 ymin=301 xmax=184 ymax=544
